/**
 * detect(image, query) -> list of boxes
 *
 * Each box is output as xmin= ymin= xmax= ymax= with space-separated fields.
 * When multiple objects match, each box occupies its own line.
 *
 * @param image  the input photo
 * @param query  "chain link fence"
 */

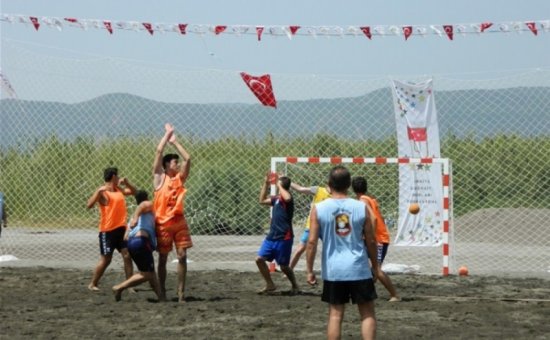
xmin=1 ymin=41 xmax=549 ymax=277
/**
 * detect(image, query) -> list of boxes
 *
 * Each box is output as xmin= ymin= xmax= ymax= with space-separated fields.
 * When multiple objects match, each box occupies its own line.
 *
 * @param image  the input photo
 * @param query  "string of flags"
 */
xmin=1 ymin=14 xmax=549 ymax=40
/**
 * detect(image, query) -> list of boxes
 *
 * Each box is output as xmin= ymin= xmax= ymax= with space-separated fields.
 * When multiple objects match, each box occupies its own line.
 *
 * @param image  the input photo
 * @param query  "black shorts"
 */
xmin=128 ymin=236 xmax=155 ymax=273
xmin=98 ymin=227 xmax=127 ymax=256
xmin=322 ymin=279 xmax=378 ymax=305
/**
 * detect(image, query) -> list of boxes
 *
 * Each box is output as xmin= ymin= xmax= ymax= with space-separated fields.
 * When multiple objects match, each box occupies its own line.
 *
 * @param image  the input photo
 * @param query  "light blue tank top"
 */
xmin=316 ymin=197 xmax=372 ymax=281
xmin=128 ymin=212 xmax=157 ymax=249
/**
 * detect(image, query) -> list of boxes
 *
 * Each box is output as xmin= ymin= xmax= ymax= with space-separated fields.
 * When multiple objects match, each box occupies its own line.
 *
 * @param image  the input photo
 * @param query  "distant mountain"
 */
xmin=1 ymin=87 xmax=548 ymax=148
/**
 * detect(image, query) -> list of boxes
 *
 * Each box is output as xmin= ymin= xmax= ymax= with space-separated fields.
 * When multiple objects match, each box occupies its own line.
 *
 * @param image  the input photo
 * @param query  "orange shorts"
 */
xmin=156 ymin=215 xmax=193 ymax=254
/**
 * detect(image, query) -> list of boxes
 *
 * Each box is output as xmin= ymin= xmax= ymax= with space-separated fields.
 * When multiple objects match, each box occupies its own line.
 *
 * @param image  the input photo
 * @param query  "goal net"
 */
xmin=271 ymin=156 xmax=453 ymax=275
xmin=1 ymin=40 xmax=549 ymax=276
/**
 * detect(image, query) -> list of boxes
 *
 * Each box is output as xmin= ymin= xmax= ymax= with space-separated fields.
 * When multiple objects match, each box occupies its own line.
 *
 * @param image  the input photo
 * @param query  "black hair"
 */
xmin=103 ymin=167 xmax=118 ymax=182
xmin=134 ymin=190 xmax=149 ymax=205
xmin=162 ymin=154 xmax=179 ymax=170
xmin=351 ymin=176 xmax=368 ymax=194
xmin=328 ymin=165 xmax=351 ymax=193
xmin=278 ymin=176 xmax=291 ymax=190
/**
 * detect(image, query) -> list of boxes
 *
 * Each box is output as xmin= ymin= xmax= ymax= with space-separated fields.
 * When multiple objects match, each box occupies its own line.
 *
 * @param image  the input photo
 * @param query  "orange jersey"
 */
xmin=359 ymin=195 xmax=390 ymax=244
xmin=154 ymin=173 xmax=187 ymax=225
xmin=98 ymin=189 xmax=128 ymax=232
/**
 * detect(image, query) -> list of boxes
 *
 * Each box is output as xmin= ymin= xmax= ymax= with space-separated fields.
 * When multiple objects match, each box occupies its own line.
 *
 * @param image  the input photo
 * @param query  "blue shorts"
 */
xmin=128 ymin=236 xmax=155 ymax=273
xmin=257 ymin=238 xmax=293 ymax=266
xmin=98 ymin=227 xmax=127 ymax=256
xmin=377 ymin=243 xmax=389 ymax=264
xmin=299 ymin=229 xmax=310 ymax=244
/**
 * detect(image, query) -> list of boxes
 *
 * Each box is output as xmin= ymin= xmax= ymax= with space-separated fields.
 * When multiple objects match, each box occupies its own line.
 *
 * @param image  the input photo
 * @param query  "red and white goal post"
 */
xmin=271 ymin=156 xmax=454 ymax=276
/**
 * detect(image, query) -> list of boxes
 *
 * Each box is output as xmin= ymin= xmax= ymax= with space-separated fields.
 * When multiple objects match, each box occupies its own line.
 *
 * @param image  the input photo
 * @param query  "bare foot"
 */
xmin=112 ymin=286 xmax=123 ymax=302
xmin=257 ymin=285 xmax=277 ymax=295
xmin=389 ymin=296 xmax=401 ymax=302
xmin=87 ymin=284 xmax=100 ymax=292
xmin=178 ymin=293 xmax=186 ymax=304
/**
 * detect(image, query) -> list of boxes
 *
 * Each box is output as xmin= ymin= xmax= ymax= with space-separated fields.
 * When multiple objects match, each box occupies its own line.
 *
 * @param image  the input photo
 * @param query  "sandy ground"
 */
xmin=1 ymin=266 xmax=549 ymax=339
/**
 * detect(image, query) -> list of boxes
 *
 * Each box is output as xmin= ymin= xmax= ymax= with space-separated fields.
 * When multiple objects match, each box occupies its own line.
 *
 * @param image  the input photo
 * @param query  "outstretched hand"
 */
xmin=164 ymin=123 xmax=175 ymax=141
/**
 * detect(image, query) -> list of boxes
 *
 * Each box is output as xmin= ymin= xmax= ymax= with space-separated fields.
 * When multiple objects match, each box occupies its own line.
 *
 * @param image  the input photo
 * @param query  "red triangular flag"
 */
xmin=240 ymin=72 xmax=277 ymax=108
xmin=214 ymin=25 xmax=227 ymax=35
xmin=103 ymin=21 xmax=113 ymax=34
xmin=443 ymin=25 xmax=453 ymax=40
xmin=402 ymin=26 xmax=412 ymax=40
xmin=525 ymin=22 xmax=538 ymax=36
xmin=289 ymin=26 xmax=300 ymax=35
xmin=178 ymin=24 xmax=187 ymax=35
xmin=360 ymin=26 xmax=372 ymax=39
xmin=256 ymin=26 xmax=264 ymax=41
xmin=29 ymin=16 xmax=40 ymax=31
xmin=64 ymin=18 xmax=78 ymax=24
xmin=143 ymin=22 xmax=154 ymax=35
xmin=480 ymin=22 xmax=493 ymax=32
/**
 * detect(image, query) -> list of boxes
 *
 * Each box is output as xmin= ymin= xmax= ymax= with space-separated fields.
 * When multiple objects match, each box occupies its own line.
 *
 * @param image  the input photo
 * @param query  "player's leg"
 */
xmin=376 ymin=243 xmax=400 ymax=301
xmin=89 ymin=231 xmax=114 ymax=290
xmin=112 ymin=272 xmax=148 ymax=301
xmin=327 ymin=304 xmax=345 ymax=340
xmin=277 ymin=239 xmax=299 ymax=293
xmin=357 ymin=301 xmax=376 ymax=340
xmin=289 ymin=230 xmax=309 ymax=270
xmin=89 ymin=254 xmax=112 ymax=290
xmin=176 ymin=246 xmax=188 ymax=303
xmin=256 ymin=239 xmax=276 ymax=293
xmin=173 ymin=219 xmax=193 ymax=303
xmin=157 ymin=252 xmax=168 ymax=299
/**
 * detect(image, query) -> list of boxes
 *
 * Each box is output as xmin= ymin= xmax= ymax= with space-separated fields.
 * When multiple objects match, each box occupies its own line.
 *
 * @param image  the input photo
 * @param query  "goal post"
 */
xmin=271 ymin=156 xmax=454 ymax=276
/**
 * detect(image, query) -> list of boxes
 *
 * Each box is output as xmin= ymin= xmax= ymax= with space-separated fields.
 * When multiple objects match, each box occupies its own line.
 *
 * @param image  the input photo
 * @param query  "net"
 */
xmin=1 ymin=40 xmax=549 ymax=276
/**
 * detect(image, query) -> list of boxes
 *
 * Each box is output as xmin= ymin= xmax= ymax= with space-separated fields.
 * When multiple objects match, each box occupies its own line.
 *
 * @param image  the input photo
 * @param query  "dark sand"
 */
xmin=1 ymin=267 xmax=549 ymax=339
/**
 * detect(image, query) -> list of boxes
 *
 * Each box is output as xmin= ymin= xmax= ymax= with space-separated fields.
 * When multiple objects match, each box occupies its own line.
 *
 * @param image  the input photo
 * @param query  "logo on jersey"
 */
xmin=335 ymin=213 xmax=351 ymax=236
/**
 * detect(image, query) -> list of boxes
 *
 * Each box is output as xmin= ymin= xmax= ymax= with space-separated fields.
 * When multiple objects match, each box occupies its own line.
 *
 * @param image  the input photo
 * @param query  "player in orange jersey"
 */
xmin=153 ymin=123 xmax=193 ymax=303
xmin=352 ymin=176 xmax=400 ymax=302
xmin=87 ymin=167 xmax=136 ymax=291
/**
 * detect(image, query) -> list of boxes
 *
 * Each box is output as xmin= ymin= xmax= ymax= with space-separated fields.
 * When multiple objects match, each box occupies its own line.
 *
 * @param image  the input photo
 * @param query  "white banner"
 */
xmin=392 ymin=79 xmax=443 ymax=246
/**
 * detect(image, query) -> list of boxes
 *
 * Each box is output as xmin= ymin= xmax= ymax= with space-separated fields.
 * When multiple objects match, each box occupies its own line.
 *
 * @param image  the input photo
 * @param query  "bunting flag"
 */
xmin=256 ymin=26 xmax=264 ymax=41
xmin=526 ymin=22 xmax=538 ymax=35
xmin=1 ymin=14 xmax=547 ymax=40
xmin=178 ymin=23 xmax=187 ymax=35
xmin=214 ymin=25 xmax=227 ymax=35
xmin=240 ymin=72 xmax=277 ymax=108
xmin=402 ymin=26 xmax=412 ymax=40
xmin=29 ymin=16 xmax=40 ymax=30
xmin=360 ymin=26 xmax=372 ymax=39
xmin=142 ymin=22 xmax=154 ymax=35
xmin=443 ymin=25 xmax=453 ymax=40
xmin=392 ymin=79 xmax=443 ymax=247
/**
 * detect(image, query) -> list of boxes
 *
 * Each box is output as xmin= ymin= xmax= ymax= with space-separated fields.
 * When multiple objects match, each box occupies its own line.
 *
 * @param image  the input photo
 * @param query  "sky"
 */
xmin=1 ymin=0 xmax=549 ymax=76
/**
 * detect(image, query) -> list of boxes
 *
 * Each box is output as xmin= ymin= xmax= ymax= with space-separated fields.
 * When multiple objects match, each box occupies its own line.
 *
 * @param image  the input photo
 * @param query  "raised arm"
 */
xmin=129 ymin=201 xmax=153 ymax=228
xmin=86 ymin=186 xmax=107 ymax=209
xmin=153 ymin=123 xmax=174 ymax=188
xmin=170 ymin=137 xmax=191 ymax=184
xmin=278 ymin=182 xmax=292 ymax=202
xmin=259 ymin=173 xmax=272 ymax=205
xmin=290 ymin=182 xmax=314 ymax=195
xmin=119 ymin=177 xmax=137 ymax=196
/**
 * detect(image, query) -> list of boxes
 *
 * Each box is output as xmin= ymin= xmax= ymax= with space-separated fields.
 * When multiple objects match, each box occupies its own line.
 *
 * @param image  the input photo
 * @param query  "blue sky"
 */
xmin=1 ymin=0 xmax=549 ymax=77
